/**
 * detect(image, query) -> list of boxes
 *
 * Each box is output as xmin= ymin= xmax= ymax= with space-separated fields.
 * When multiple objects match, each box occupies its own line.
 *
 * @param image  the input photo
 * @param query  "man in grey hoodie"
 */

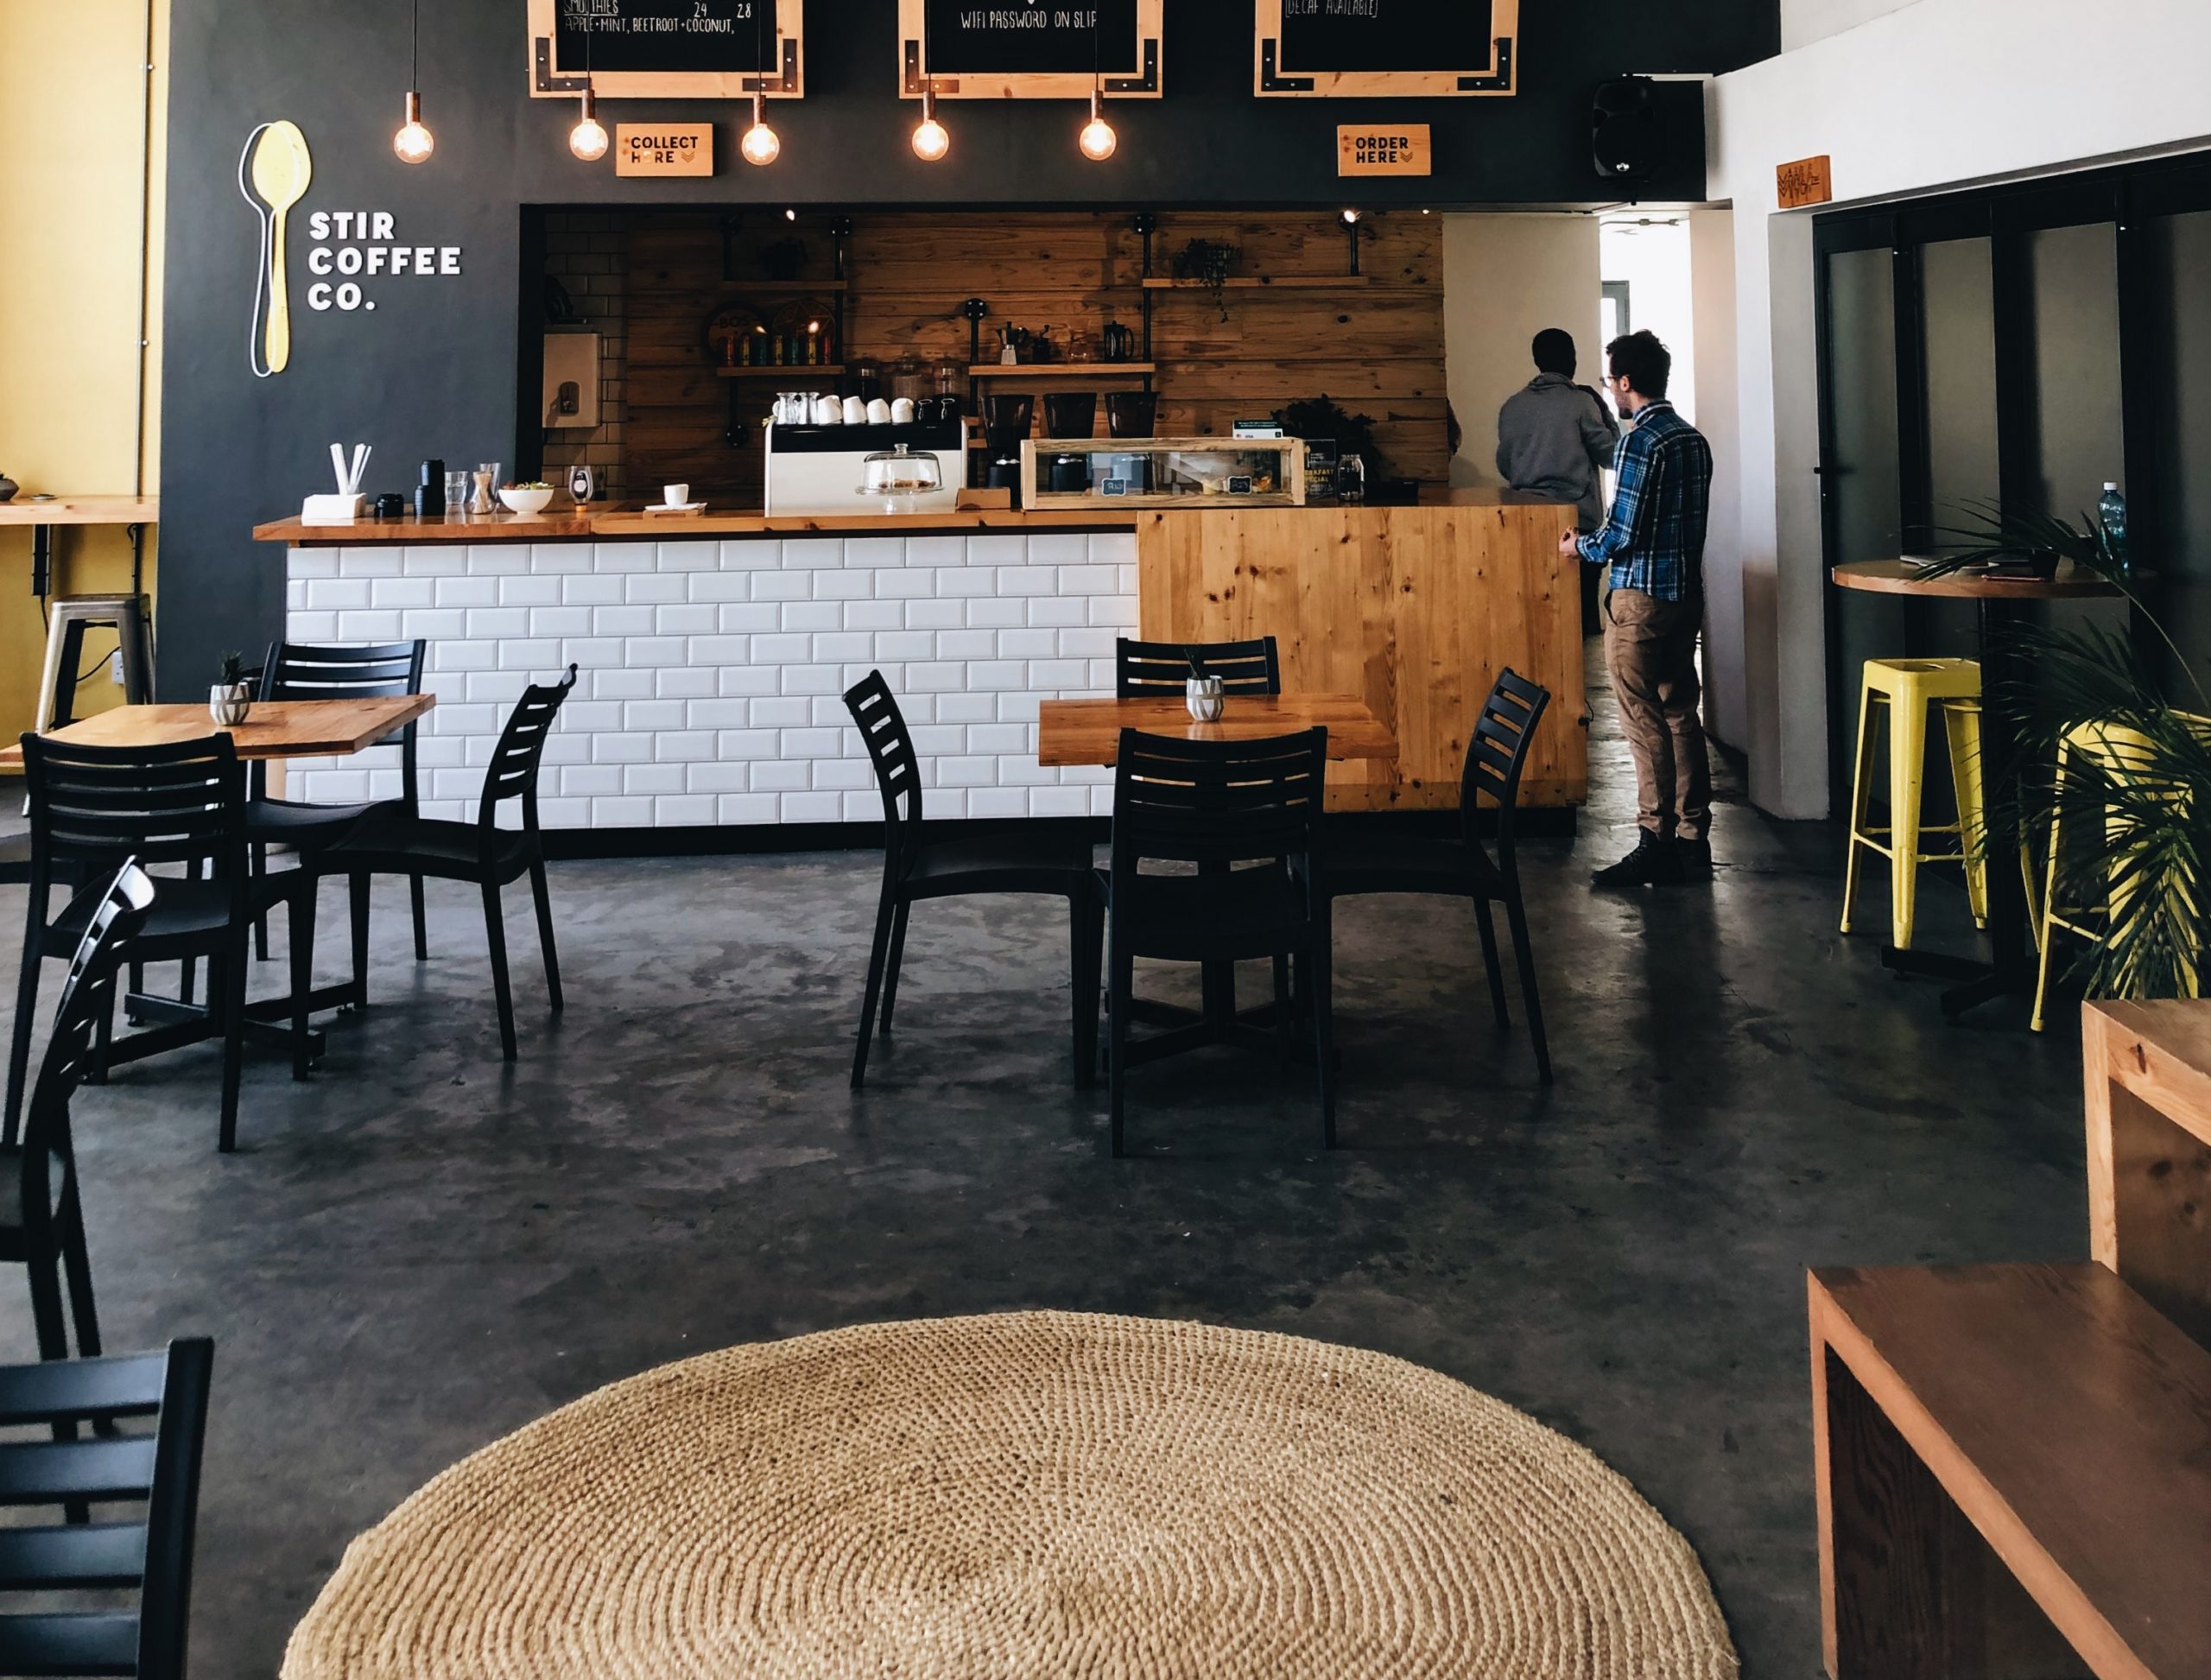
xmin=1495 ymin=328 xmax=1620 ymax=530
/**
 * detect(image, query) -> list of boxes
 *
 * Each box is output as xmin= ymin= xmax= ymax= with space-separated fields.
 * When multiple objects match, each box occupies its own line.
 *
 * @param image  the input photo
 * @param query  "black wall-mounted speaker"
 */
xmin=1592 ymin=77 xmax=1663 ymax=184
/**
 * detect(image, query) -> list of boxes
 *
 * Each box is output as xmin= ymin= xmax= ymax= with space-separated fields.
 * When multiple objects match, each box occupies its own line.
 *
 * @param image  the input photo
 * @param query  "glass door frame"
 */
xmin=1812 ymin=147 xmax=2211 ymax=813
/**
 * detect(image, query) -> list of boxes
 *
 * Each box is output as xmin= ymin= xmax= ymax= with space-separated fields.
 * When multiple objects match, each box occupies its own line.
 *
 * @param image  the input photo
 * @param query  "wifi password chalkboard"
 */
xmin=1255 ymin=0 xmax=1519 ymax=97
xmin=527 ymin=0 xmax=806 ymax=99
xmin=899 ymin=0 xmax=1164 ymax=99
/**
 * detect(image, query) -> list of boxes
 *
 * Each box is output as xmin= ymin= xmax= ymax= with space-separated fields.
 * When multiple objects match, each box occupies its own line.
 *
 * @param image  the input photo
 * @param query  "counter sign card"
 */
xmin=899 ymin=0 xmax=1163 ymax=98
xmin=1257 ymin=0 xmax=1519 ymax=97
xmin=616 ymin=124 xmax=715 ymax=176
xmin=528 ymin=0 xmax=804 ymax=98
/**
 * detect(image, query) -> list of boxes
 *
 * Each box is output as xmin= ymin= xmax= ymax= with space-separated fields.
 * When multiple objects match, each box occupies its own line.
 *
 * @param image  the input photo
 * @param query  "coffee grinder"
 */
xmin=983 ymin=394 xmax=1034 ymax=498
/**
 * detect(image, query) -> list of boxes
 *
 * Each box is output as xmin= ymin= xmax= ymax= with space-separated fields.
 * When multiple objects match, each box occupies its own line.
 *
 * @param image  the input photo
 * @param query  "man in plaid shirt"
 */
xmin=1559 ymin=330 xmax=1715 ymax=887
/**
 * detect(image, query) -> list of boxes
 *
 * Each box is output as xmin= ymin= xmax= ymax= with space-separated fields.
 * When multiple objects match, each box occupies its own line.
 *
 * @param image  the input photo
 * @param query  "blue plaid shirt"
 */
xmin=1574 ymin=402 xmax=1713 ymax=602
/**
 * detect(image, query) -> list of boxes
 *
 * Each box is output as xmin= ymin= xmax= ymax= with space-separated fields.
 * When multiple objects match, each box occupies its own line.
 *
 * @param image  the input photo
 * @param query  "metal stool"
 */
xmin=1840 ymin=656 xmax=1988 ymax=952
xmin=35 ymin=593 xmax=154 ymax=731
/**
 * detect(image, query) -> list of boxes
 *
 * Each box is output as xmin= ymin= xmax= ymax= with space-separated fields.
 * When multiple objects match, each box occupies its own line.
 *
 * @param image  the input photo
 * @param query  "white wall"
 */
xmin=1600 ymin=218 xmax=1697 ymax=423
xmin=1441 ymin=215 xmax=1603 ymax=493
xmin=1688 ymin=208 xmax=1743 ymax=747
xmin=1782 ymin=0 xmax=1922 ymax=51
xmin=1707 ymin=0 xmax=2211 ymax=817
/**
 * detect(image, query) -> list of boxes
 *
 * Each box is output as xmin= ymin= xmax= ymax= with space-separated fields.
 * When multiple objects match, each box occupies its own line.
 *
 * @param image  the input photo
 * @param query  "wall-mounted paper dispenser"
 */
xmin=542 ymin=332 xmax=600 ymax=429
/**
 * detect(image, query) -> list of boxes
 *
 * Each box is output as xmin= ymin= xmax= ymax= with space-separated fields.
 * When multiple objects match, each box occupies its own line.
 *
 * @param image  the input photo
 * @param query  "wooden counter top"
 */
xmin=253 ymin=490 xmax=1573 ymax=547
xmin=254 ymin=505 xmax=1146 ymax=546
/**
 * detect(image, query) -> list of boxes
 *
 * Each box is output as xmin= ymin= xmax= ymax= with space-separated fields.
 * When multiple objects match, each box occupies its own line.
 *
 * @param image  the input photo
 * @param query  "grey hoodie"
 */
xmin=1495 ymin=371 xmax=1621 ymax=529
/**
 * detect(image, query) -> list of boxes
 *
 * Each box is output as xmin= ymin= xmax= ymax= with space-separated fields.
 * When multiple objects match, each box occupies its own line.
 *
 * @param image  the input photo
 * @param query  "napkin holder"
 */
xmin=302 ymin=441 xmax=371 ymax=523
xmin=301 ymin=492 xmax=367 ymax=524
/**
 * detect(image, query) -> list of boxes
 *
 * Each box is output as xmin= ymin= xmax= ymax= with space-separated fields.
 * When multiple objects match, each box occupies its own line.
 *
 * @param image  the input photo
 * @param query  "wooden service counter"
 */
xmin=253 ymin=493 xmax=1581 ymax=833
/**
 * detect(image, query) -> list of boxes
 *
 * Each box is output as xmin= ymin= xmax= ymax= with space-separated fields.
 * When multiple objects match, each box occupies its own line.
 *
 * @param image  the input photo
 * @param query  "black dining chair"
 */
xmin=1322 ymin=668 xmax=1554 ymax=1083
xmin=1115 ymin=637 xmax=1281 ymax=699
xmin=0 ymin=1338 xmax=214 ymax=1679
xmin=250 ymin=639 xmax=428 ymax=976
xmin=7 ymin=735 xmax=315 ymax=1154
xmin=1104 ymin=727 xmax=1335 ymax=1156
xmin=307 ymin=667 xmax=576 ymax=1061
xmin=843 ymin=670 xmax=1102 ymax=1089
xmin=4 ymin=860 xmax=153 ymax=1366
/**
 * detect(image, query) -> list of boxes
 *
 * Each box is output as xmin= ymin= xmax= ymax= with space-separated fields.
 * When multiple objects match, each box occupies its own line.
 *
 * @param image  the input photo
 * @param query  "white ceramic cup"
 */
xmin=813 ymin=395 xmax=843 ymax=425
xmin=663 ymin=483 xmax=690 ymax=507
xmin=866 ymin=398 xmax=894 ymax=425
xmin=890 ymin=397 xmax=917 ymax=425
xmin=842 ymin=396 xmax=868 ymax=425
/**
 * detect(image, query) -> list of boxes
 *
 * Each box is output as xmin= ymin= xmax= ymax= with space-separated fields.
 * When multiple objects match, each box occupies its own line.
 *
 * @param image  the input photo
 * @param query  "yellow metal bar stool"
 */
xmin=1840 ymin=657 xmax=1989 ymax=951
xmin=2030 ymin=718 xmax=2204 ymax=1032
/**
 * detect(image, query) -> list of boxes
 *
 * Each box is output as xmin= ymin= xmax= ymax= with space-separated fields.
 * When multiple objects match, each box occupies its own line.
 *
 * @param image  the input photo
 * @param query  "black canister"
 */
xmin=415 ymin=458 xmax=446 ymax=519
xmin=373 ymin=492 xmax=408 ymax=521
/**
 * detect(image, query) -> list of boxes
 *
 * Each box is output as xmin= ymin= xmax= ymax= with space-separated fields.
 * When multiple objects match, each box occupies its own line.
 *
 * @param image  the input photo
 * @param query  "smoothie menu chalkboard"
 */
xmin=527 ymin=0 xmax=804 ymax=98
xmin=899 ymin=0 xmax=1163 ymax=97
xmin=1255 ymin=0 xmax=1518 ymax=96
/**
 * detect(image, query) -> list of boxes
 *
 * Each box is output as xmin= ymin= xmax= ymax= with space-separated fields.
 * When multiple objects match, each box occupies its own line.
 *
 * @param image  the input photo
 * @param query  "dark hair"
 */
xmin=1606 ymin=329 xmax=1672 ymax=399
xmin=1530 ymin=328 xmax=1576 ymax=377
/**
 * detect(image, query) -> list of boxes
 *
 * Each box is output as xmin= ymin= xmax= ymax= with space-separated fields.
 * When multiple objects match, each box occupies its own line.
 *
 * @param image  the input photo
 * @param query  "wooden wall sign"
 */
xmin=1337 ymin=124 xmax=1429 ymax=177
xmin=1257 ymin=0 xmax=1518 ymax=97
xmin=528 ymin=0 xmax=804 ymax=99
xmin=1777 ymin=154 xmax=1834 ymax=209
xmin=898 ymin=0 xmax=1163 ymax=99
xmin=615 ymin=124 xmax=715 ymax=176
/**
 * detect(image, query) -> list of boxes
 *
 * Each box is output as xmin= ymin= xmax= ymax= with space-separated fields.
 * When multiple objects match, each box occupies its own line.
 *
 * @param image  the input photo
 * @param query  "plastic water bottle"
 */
xmin=2098 ymin=482 xmax=2130 ymax=574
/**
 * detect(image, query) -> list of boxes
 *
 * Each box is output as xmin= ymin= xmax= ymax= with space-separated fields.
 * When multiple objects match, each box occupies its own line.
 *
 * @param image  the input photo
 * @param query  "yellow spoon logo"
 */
xmin=239 ymin=121 xmax=313 ymax=377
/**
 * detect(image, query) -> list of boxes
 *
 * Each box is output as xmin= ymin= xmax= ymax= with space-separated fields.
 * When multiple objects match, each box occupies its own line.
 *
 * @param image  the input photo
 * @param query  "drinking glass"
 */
xmin=445 ymin=470 xmax=471 ymax=516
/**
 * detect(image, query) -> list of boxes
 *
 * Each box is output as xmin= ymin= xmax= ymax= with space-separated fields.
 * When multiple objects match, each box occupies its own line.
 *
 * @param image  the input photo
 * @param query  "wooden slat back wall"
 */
xmin=621 ymin=211 xmax=1445 ymax=505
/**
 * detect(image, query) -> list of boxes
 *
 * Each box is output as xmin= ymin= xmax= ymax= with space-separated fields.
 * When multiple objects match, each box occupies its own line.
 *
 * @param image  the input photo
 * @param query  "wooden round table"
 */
xmin=1828 ymin=559 xmax=2129 ymax=1017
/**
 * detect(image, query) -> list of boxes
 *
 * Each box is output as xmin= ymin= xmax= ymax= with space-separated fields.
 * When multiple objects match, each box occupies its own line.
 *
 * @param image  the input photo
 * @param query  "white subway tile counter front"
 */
xmin=281 ymin=532 xmax=1137 ymax=829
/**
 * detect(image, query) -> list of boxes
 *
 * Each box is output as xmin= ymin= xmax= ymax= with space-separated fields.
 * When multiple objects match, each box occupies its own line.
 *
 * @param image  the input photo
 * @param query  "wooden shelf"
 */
xmin=720 ymin=280 xmax=850 ymax=294
xmin=1142 ymin=276 xmax=1370 ymax=290
xmin=715 ymin=365 xmax=846 ymax=379
xmin=969 ymin=364 xmax=1155 ymax=379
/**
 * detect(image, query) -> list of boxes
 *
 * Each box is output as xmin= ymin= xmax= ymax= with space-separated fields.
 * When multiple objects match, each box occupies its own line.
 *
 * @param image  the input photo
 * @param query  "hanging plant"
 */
xmin=1172 ymin=238 xmax=1240 ymax=321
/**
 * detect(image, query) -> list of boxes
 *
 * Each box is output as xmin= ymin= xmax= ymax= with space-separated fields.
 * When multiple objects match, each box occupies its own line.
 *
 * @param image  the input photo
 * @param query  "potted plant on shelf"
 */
xmin=211 ymin=650 xmax=252 ymax=726
xmin=1171 ymin=238 xmax=1239 ymax=321
xmin=1273 ymin=395 xmax=1382 ymax=485
xmin=1939 ymin=503 xmax=2208 ymax=1006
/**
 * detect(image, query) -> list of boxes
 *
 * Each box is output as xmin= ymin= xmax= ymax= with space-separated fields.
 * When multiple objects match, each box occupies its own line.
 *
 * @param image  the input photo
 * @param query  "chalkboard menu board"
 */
xmin=1255 ymin=0 xmax=1517 ymax=97
xmin=528 ymin=0 xmax=805 ymax=98
xmin=899 ymin=0 xmax=1163 ymax=98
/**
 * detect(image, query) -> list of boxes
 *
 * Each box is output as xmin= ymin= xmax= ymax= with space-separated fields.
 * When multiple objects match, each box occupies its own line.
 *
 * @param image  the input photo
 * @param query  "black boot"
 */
xmin=1592 ymin=828 xmax=1684 ymax=889
xmin=1677 ymin=836 xmax=1713 ymax=876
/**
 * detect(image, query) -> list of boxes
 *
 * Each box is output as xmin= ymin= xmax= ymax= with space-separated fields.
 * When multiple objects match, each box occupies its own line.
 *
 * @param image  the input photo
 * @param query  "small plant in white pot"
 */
xmin=211 ymin=650 xmax=253 ymax=726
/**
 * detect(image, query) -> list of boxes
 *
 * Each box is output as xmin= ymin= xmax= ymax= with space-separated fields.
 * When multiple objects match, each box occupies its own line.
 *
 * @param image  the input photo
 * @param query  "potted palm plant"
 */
xmin=1928 ymin=504 xmax=2206 ymax=1005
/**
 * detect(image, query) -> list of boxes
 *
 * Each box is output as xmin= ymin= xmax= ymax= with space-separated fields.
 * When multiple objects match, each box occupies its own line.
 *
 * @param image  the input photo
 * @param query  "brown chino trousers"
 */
xmin=1603 ymin=586 xmax=1711 ymax=843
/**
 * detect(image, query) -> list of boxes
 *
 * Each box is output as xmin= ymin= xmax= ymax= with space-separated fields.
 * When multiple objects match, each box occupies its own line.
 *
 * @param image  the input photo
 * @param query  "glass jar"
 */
xmin=850 ymin=359 xmax=884 ymax=403
xmin=933 ymin=358 xmax=965 ymax=397
xmin=889 ymin=355 xmax=930 ymax=404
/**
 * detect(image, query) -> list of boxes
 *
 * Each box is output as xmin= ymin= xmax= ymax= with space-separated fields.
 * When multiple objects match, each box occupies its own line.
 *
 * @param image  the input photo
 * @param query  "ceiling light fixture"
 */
xmin=568 ymin=23 xmax=607 ymax=161
xmin=740 ymin=5 xmax=781 ymax=164
xmin=912 ymin=83 xmax=950 ymax=162
xmin=393 ymin=0 xmax=433 ymax=163
xmin=1078 ymin=12 xmax=1116 ymax=161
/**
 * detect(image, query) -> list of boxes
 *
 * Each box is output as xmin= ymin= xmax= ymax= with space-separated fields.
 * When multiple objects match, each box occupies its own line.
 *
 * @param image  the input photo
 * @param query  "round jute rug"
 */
xmin=283 ymin=1312 xmax=1737 ymax=1680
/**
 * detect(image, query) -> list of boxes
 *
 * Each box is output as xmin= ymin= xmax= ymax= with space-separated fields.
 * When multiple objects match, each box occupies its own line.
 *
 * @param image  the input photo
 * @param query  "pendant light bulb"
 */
xmin=741 ymin=92 xmax=781 ymax=166
xmin=912 ymin=86 xmax=949 ymax=162
xmin=394 ymin=90 xmax=434 ymax=164
xmin=569 ymin=86 xmax=608 ymax=162
xmin=1078 ymin=89 xmax=1117 ymax=162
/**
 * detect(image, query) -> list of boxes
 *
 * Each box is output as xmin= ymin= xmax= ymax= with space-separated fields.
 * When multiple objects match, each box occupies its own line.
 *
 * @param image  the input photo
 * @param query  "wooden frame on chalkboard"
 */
xmin=1253 ymin=0 xmax=1519 ymax=97
xmin=897 ymin=0 xmax=1163 ymax=100
xmin=529 ymin=0 xmax=805 ymax=99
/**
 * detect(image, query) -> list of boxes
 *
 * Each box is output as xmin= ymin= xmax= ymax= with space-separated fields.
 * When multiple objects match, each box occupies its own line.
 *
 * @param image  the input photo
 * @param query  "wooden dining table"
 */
xmin=0 ymin=695 xmax=434 ymax=769
xmin=1039 ymin=691 xmax=1397 ymax=1057
xmin=2 ymin=694 xmax=436 ymax=1056
xmin=1037 ymin=693 xmax=1397 ymax=767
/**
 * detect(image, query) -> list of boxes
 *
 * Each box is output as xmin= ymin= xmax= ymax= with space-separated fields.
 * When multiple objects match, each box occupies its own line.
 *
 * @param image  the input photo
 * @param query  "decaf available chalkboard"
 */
xmin=528 ymin=0 xmax=805 ymax=98
xmin=1255 ymin=0 xmax=1518 ymax=97
xmin=899 ymin=0 xmax=1163 ymax=97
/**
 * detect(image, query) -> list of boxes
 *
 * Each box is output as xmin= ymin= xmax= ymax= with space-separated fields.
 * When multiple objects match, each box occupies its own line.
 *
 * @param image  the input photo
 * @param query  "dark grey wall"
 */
xmin=160 ymin=0 xmax=1777 ymax=688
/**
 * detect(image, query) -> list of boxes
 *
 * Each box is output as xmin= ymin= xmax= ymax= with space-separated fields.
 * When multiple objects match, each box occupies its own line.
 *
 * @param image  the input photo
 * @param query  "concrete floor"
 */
xmin=0 ymin=649 xmax=2085 ymax=1677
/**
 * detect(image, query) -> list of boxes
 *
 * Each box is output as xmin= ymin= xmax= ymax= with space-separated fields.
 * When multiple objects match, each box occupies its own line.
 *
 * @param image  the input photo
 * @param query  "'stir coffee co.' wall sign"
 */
xmin=899 ymin=0 xmax=1164 ymax=99
xmin=1257 ymin=0 xmax=1519 ymax=97
xmin=528 ymin=0 xmax=805 ymax=99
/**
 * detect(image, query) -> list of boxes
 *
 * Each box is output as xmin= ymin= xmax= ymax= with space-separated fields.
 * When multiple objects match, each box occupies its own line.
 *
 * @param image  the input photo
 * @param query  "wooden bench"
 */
xmin=1809 ymin=1000 xmax=2211 ymax=1680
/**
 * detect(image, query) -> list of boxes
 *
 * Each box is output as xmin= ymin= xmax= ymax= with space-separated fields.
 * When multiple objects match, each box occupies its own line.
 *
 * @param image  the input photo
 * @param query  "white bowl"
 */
xmin=498 ymin=485 xmax=556 ymax=515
